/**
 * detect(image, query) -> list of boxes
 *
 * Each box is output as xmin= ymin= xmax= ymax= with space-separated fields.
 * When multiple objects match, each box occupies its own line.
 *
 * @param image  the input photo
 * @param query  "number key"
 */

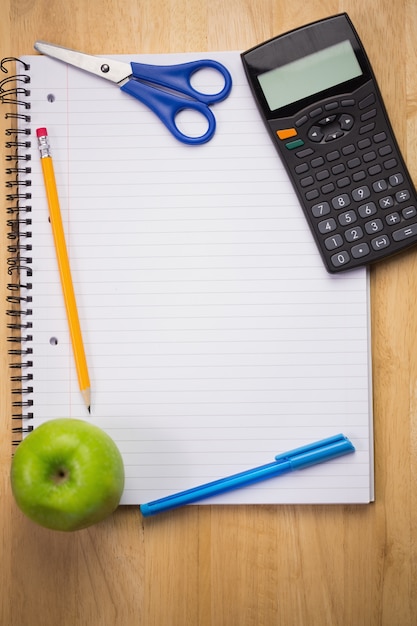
xmin=311 ymin=201 xmax=330 ymax=217
xmin=345 ymin=226 xmax=364 ymax=242
xmin=332 ymin=194 xmax=351 ymax=209
xmin=325 ymin=234 xmax=343 ymax=250
xmin=331 ymin=250 xmax=350 ymax=267
xmin=352 ymin=185 xmax=371 ymax=201
xmin=365 ymin=218 xmax=383 ymax=234
xmin=318 ymin=218 xmax=337 ymax=234
xmin=358 ymin=202 xmax=377 ymax=218
xmin=339 ymin=210 xmax=357 ymax=226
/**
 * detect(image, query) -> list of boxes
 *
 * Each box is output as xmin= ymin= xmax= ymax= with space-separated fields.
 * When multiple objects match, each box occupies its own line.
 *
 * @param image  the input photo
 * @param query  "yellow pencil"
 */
xmin=36 ymin=127 xmax=91 ymax=412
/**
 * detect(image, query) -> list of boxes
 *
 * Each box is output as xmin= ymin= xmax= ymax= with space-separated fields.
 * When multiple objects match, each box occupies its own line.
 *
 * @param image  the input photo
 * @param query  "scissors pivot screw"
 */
xmin=100 ymin=64 xmax=110 ymax=74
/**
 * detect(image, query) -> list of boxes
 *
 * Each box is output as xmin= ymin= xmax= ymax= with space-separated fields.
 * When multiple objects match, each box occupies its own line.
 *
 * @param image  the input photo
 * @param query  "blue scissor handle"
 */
xmin=130 ymin=59 xmax=232 ymax=104
xmin=120 ymin=59 xmax=232 ymax=145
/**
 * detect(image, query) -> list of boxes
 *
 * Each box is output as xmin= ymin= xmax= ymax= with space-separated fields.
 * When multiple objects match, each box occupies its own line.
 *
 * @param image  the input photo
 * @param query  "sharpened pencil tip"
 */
xmin=81 ymin=388 xmax=91 ymax=413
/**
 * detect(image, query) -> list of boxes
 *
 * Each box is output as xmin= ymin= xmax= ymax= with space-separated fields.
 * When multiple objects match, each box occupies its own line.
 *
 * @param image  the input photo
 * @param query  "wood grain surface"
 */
xmin=1 ymin=1 xmax=416 ymax=624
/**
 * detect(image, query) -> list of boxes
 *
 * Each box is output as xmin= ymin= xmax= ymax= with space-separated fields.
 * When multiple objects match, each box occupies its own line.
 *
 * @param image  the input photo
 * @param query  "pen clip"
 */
xmin=274 ymin=433 xmax=355 ymax=470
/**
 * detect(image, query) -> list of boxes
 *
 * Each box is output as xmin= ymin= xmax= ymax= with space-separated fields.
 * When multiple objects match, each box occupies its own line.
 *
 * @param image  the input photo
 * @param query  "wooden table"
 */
xmin=1 ymin=1 xmax=416 ymax=624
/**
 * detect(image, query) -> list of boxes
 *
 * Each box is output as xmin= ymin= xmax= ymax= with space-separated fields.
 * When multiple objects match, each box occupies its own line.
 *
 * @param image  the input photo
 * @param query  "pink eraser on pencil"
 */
xmin=36 ymin=127 xmax=48 ymax=137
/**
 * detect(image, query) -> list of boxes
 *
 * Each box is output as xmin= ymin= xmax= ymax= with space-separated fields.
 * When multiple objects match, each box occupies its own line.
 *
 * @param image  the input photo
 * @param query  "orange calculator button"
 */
xmin=276 ymin=128 xmax=298 ymax=140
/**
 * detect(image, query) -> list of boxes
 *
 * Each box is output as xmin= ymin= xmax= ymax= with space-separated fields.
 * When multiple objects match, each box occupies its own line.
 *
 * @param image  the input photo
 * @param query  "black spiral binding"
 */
xmin=1 ymin=57 xmax=34 ymax=444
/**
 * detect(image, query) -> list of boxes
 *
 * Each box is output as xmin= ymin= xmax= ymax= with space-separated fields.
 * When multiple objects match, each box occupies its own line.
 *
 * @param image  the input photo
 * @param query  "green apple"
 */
xmin=11 ymin=418 xmax=125 ymax=531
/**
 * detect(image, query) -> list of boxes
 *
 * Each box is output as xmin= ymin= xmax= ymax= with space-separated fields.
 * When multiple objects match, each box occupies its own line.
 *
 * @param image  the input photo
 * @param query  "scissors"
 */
xmin=34 ymin=41 xmax=233 ymax=145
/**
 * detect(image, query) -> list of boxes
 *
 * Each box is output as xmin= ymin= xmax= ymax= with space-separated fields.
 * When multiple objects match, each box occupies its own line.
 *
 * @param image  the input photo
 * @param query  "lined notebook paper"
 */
xmin=17 ymin=51 xmax=373 ymax=505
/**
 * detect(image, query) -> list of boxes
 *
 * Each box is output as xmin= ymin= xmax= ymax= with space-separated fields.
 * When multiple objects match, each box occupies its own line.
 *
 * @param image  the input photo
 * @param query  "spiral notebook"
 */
xmin=2 ymin=51 xmax=374 ymax=506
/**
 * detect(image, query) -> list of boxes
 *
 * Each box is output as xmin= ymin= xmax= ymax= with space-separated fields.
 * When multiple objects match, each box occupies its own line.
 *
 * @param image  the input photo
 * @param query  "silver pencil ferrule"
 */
xmin=37 ymin=133 xmax=51 ymax=158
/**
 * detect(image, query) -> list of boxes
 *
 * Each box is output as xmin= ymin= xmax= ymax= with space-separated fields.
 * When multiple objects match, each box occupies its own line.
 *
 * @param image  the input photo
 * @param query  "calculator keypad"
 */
xmin=271 ymin=84 xmax=417 ymax=272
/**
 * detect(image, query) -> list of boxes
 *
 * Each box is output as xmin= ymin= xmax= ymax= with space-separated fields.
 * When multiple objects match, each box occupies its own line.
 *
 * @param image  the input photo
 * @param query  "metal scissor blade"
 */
xmin=34 ymin=41 xmax=132 ymax=84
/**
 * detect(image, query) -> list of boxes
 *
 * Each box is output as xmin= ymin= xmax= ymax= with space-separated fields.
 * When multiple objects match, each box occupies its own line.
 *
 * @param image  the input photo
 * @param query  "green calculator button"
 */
xmin=285 ymin=139 xmax=305 ymax=150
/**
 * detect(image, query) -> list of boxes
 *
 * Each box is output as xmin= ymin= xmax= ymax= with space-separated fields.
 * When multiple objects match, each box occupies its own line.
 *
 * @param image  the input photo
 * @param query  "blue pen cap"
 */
xmin=274 ymin=434 xmax=355 ymax=470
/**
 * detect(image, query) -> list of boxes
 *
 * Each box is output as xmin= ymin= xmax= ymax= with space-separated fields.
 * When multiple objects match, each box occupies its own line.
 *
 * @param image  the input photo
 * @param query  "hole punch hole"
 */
xmin=47 ymin=93 xmax=56 ymax=103
xmin=49 ymin=337 xmax=58 ymax=346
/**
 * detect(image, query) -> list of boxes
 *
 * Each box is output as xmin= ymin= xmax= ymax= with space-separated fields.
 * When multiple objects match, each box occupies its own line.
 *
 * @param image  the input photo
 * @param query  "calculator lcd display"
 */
xmin=257 ymin=40 xmax=363 ymax=111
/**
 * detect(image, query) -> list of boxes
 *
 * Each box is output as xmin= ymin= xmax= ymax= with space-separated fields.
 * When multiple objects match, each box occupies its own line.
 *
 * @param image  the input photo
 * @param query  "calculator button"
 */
xmin=368 ymin=164 xmax=382 ymax=176
xmin=325 ymin=101 xmax=338 ymax=110
xmin=311 ymin=156 xmax=325 ymax=167
xmin=316 ymin=169 xmax=330 ymax=181
xmin=363 ymin=151 xmax=377 ymax=163
xmin=347 ymin=157 xmax=361 ymax=169
xmin=325 ymin=233 xmax=343 ymax=249
xmin=345 ymin=226 xmax=364 ymax=242
xmin=358 ymin=202 xmax=377 ymax=218
xmin=352 ymin=186 xmax=370 ymax=201
xmin=360 ymin=109 xmax=377 ymax=121
xmin=300 ymin=175 xmax=315 ymax=187
xmin=311 ymin=201 xmax=330 ymax=217
xmin=332 ymin=164 xmax=346 ymax=175
xmin=296 ymin=148 xmax=314 ymax=158
xmin=389 ymin=173 xmax=404 ymax=186
xmin=337 ymin=176 xmax=351 ymax=188
xmin=295 ymin=163 xmax=309 ymax=175
xmin=353 ymin=171 xmax=367 ymax=182
xmin=385 ymin=212 xmax=401 ymax=225
xmin=339 ymin=114 xmax=354 ymax=130
xmin=318 ymin=218 xmax=337 ymax=233
xmin=326 ymin=150 xmax=340 ymax=162
xmin=402 ymin=206 xmax=416 ymax=219
xmin=342 ymin=144 xmax=355 ymax=156
xmin=371 ymin=234 xmax=390 ymax=250
xmin=379 ymin=196 xmax=394 ymax=209
xmin=396 ymin=190 xmax=410 ymax=203
xmin=358 ymin=138 xmax=372 ymax=149
xmin=378 ymin=145 xmax=392 ymax=157
xmin=309 ymin=107 xmax=323 ymax=118
xmin=321 ymin=183 xmax=335 ymax=194
xmin=373 ymin=179 xmax=388 ymax=193
xmin=384 ymin=158 xmax=398 ymax=169
xmin=365 ymin=218 xmax=383 ymax=234
xmin=305 ymin=189 xmax=320 ymax=201
xmin=325 ymin=131 xmax=343 ymax=141
xmin=295 ymin=115 xmax=309 ymax=127
xmin=277 ymin=128 xmax=298 ymax=140
xmin=373 ymin=132 xmax=387 ymax=143
xmin=339 ymin=210 xmax=357 ymax=226
xmin=286 ymin=139 xmax=304 ymax=150
xmin=332 ymin=194 xmax=351 ymax=209
xmin=331 ymin=250 xmax=350 ymax=267
xmin=318 ymin=115 xmax=337 ymax=125
xmin=360 ymin=123 xmax=375 ymax=134
xmin=351 ymin=242 xmax=370 ymax=258
xmin=341 ymin=99 xmax=355 ymax=107
xmin=308 ymin=126 xmax=324 ymax=142
xmin=359 ymin=93 xmax=376 ymax=109
xmin=392 ymin=223 xmax=417 ymax=241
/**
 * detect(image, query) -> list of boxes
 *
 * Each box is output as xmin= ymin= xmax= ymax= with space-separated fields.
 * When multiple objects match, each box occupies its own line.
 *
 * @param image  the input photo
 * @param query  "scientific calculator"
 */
xmin=241 ymin=13 xmax=417 ymax=272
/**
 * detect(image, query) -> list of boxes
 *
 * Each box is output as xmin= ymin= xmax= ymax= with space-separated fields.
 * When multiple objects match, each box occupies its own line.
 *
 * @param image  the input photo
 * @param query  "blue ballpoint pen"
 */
xmin=140 ymin=433 xmax=355 ymax=517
